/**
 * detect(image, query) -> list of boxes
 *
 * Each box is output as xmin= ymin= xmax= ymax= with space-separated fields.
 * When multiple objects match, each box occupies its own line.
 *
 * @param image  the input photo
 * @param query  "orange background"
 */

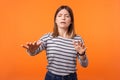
xmin=0 ymin=0 xmax=120 ymax=80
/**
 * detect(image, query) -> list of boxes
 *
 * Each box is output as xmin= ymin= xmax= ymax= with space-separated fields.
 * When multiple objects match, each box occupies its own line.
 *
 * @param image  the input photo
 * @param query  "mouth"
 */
xmin=60 ymin=22 xmax=66 ymax=24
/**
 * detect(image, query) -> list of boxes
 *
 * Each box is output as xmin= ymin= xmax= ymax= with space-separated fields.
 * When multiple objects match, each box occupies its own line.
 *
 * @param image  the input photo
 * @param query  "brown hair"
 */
xmin=52 ymin=5 xmax=76 ymax=38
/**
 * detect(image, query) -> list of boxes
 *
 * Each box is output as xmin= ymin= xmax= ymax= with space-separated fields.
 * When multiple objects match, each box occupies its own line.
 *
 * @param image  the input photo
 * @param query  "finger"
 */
xmin=78 ymin=40 xmax=82 ymax=47
xmin=85 ymin=47 xmax=87 ymax=51
xmin=72 ymin=40 xmax=75 ymax=44
xmin=34 ymin=41 xmax=41 ymax=47
xmin=37 ymin=40 xmax=42 ymax=46
xmin=21 ymin=45 xmax=29 ymax=49
xmin=82 ymin=44 xmax=87 ymax=51
xmin=72 ymin=40 xmax=75 ymax=43
xmin=85 ymin=47 xmax=87 ymax=50
xmin=78 ymin=40 xmax=81 ymax=45
xmin=82 ymin=44 xmax=85 ymax=48
xmin=72 ymin=40 xmax=77 ymax=46
xmin=84 ymin=47 xmax=87 ymax=52
xmin=34 ymin=41 xmax=39 ymax=47
xmin=32 ymin=41 xmax=37 ymax=45
xmin=27 ymin=42 xmax=32 ymax=46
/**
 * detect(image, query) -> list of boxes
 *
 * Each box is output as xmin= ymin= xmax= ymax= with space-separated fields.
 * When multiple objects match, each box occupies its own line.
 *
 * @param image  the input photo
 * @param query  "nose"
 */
xmin=61 ymin=15 xmax=65 ymax=20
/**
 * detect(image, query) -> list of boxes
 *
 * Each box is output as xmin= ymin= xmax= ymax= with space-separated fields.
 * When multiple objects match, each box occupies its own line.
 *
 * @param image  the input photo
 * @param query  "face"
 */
xmin=55 ymin=9 xmax=71 ymax=29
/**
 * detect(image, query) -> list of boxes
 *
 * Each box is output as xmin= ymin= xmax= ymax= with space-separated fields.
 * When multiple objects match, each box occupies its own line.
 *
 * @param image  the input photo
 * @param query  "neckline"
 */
xmin=58 ymin=36 xmax=73 ymax=40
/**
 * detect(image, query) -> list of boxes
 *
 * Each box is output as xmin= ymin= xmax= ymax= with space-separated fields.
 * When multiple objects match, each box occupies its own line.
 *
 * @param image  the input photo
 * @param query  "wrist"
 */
xmin=78 ymin=51 xmax=85 ymax=56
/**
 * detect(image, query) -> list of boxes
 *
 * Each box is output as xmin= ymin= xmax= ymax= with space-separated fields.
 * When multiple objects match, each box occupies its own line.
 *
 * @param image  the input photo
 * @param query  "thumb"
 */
xmin=37 ymin=40 xmax=43 ymax=45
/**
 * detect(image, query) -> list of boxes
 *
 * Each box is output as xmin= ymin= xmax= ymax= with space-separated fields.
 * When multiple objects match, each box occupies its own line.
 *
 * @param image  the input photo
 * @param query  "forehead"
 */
xmin=57 ymin=9 xmax=70 ymax=15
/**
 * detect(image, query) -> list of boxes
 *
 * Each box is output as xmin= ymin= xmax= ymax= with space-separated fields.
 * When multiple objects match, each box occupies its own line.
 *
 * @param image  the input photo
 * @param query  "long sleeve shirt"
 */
xmin=27 ymin=33 xmax=88 ymax=76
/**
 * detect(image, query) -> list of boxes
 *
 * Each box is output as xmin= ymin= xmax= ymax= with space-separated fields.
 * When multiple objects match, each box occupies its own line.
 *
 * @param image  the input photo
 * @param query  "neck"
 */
xmin=58 ymin=28 xmax=68 ymax=38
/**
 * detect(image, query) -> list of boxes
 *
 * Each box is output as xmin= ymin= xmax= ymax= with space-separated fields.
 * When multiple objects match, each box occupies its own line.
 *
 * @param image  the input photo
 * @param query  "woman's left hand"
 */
xmin=73 ymin=40 xmax=86 ymax=55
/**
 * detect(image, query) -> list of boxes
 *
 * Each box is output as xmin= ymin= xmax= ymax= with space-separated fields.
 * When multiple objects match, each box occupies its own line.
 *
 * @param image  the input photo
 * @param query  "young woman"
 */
xmin=22 ymin=5 xmax=88 ymax=80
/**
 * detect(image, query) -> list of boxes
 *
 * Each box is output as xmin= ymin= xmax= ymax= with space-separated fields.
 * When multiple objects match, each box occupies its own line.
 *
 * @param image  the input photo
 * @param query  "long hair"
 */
xmin=52 ymin=5 xmax=76 ymax=38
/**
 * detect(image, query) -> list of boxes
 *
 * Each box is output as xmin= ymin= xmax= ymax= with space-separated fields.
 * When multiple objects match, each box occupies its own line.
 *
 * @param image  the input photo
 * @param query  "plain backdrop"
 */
xmin=0 ymin=0 xmax=120 ymax=80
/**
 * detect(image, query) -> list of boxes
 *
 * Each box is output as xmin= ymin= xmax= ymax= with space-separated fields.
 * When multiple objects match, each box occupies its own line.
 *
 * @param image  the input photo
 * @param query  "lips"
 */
xmin=60 ymin=22 xmax=66 ymax=24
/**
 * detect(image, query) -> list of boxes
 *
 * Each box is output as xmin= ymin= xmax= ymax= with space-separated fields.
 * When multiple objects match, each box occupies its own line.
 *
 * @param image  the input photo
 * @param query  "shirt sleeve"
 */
xmin=27 ymin=33 xmax=52 ymax=56
xmin=74 ymin=35 xmax=88 ymax=67
xmin=77 ymin=54 xmax=88 ymax=67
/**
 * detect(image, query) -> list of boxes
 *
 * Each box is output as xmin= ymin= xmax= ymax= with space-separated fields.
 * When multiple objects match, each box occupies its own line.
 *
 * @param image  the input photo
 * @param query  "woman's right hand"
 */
xmin=21 ymin=41 xmax=42 ymax=53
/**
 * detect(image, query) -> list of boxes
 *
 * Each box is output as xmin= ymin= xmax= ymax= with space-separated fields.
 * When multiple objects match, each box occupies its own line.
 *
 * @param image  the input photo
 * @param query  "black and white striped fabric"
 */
xmin=28 ymin=33 xmax=88 ymax=76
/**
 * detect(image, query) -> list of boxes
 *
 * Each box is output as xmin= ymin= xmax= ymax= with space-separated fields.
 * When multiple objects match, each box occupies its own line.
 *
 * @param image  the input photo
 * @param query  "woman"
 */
xmin=22 ymin=5 xmax=88 ymax=80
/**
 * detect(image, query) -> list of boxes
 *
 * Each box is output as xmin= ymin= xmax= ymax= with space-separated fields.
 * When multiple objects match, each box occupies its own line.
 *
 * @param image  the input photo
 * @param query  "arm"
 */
xmin=77 ymin=52 xmax=88 ymax=67
xmin=22 ymin=33 xmax=51 ymax=56
xmin=27 ymin=41 xmax=46 ymax=56
xmin=22 ymin=41 xmax=45 ymax=56
xmin=73 ymin=38 xmax=88 ymax=67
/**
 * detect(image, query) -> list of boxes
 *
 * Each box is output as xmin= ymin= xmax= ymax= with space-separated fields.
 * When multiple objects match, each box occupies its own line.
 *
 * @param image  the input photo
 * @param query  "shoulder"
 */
xmin=40 ymin=32 xmax=53 ymax=41
xmin=41 ymin=32 xmax=53 ymax=37
xmin=74 ymin=34 xmax=83 ymax=40
xmin=73 ymin=34 xmax=84 ymax=43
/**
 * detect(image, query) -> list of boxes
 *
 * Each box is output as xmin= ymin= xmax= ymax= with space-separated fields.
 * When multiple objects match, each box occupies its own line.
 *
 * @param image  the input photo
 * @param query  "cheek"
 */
xmin=55 ymin=19 xmax=60 ymax=26
xmin=66 ymin=20 xmax=72 ymax=25
xmin=55 ymin=19 xmax=58 ymax=24
xmin=66 ymin=18 xmax=71 ymax=23
xmin=55 ymin=18 xmax=59 ymax=24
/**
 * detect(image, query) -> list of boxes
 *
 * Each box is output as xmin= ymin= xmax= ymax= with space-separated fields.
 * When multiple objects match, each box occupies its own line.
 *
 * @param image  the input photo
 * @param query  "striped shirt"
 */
xmin=28 ymin=33 xmax=88 ymax=76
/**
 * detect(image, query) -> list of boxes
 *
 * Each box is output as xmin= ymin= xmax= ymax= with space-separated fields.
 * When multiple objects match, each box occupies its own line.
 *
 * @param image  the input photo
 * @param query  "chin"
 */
xmin=59 ymin=25 xmax=68 ymax=28
xmin=60 ymin=26 xmax=68 ymax=29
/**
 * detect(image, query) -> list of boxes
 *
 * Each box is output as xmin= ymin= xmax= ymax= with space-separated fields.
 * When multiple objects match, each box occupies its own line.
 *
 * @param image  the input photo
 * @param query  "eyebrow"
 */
xmin=58 ymin=13 xmax=69 ymax=15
